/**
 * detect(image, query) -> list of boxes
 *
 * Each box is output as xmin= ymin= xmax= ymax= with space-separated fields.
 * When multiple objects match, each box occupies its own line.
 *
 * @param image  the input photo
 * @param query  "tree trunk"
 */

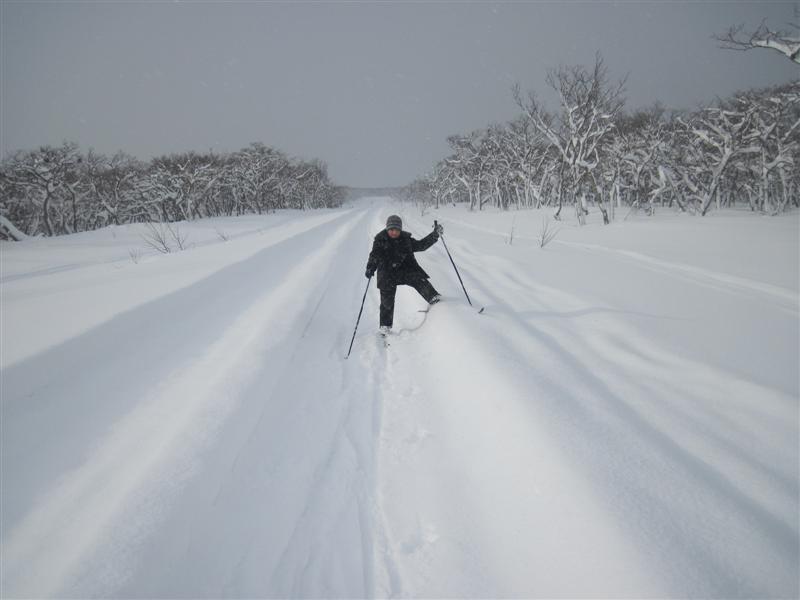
xmin=0 ymin=215 xmax=30 ymax=241
xmin=610 ymin=183 xmax=616 ymax=222
xmin=42 ymin=188 xmax=54 ymax=236
xmin=701 ymin=151 xmax=732 ymax=216
xmin=760 ymin=149 xmax=769 ymax=213
xmin=71 ymin=190 xmax=79 ymax=233
xmin=777 ymin=168 xmax=790 ymax=213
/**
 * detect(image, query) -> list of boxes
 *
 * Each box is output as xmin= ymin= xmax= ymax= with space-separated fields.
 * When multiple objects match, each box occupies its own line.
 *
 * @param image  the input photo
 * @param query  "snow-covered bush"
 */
xmin=0 ymin=141 xmax=345 ymax=238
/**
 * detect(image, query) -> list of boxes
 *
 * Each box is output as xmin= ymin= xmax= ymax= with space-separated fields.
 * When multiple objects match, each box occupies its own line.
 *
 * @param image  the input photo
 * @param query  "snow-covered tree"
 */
xmin=84 ymin=151 xmax=140 ymax=226
xmin=406 ymin=55 xmax=797 ymax=220
xmin=1 ymin=140 xmax=342 ymax=239
xmin=609 ymin=105 xmax=673 ymax=217
xmin=0 ymin=142 xmax=82 ymax=236
xmin=444 ymin=131 xmax=495 ymax=211
xmin=515 ymin=54 xmax=626 ymax=224
xmin=227 ymin=143 xmax=290 ymax=214
xmin=145 ymin=152 xmax=221 ymax=221
xmin=715 ymin=17 xmax=800 ymax=65
xmin=680 ymin=104 xmax=758 ymax=215
xmin=736 ymin=82 xmax=800 ymax=213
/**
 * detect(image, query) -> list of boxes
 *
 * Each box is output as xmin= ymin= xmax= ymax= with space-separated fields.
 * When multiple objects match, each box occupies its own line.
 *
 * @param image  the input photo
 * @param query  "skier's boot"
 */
xmin=429 ymin=295 xmax=442 ymax=305
xmin=379 ymin=325 xmax=392 ymax=336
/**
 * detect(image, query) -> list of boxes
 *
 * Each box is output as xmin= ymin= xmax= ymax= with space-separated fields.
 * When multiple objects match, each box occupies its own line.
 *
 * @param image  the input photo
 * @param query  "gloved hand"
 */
xmin=365 ymin=268 xmax=374 ymax=279
xmin=434 ymin=222 xmax=444 ymax=236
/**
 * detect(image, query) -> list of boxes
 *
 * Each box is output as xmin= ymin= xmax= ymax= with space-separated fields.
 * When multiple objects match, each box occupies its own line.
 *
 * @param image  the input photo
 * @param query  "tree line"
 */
xmin=0 ymin=142 xmax=344 ymax=240
xmin=403 ymin=54 xmax=799 ymax=222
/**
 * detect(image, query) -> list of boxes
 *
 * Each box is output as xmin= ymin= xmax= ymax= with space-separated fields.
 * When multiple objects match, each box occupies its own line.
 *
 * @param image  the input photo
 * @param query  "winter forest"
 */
xmin=2 ymin=19 xmax=798 ymax=239
xmin=404 ymin=63 xmax=799 ymax=220
xmin=403 ymin=23 xmax=800 ymax=219
xmin=0 ymin=143 xmax=344 ymax=240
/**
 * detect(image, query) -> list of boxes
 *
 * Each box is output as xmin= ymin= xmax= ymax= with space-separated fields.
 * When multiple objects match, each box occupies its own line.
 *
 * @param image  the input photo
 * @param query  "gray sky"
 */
xmin=1 ymin=1 xmax=797 ymax=187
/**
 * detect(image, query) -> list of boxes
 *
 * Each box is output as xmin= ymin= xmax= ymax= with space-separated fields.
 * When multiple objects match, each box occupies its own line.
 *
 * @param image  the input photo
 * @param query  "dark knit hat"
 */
xmin=386 ymin=215 xmax=402 ymax=231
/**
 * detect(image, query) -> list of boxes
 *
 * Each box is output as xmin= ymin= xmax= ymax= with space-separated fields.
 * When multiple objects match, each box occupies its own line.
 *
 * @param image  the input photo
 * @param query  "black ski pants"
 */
xmin=380 ymin=275 xmax=439 ymax=327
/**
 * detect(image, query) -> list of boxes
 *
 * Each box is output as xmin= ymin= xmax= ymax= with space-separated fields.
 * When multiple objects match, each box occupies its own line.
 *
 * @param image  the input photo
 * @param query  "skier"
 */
xmin=365 ymin=215 xmax=444 ymax=334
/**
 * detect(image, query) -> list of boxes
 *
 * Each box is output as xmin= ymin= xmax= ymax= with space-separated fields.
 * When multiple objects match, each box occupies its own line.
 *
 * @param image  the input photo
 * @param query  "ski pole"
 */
xmin=346 ymin=274 xmax=372 ymax=359
xmin=436 ymin=220 xmax=472 ymax=306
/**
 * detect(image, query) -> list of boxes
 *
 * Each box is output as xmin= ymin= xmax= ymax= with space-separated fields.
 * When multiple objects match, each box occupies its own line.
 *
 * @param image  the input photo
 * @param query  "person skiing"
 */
xmin=365 ymin=215 xmax=444 ymax=334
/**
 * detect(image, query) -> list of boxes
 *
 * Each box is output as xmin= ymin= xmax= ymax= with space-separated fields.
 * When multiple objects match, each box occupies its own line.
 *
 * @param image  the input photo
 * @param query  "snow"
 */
xmin=1 ymin=210 xmax=346 ymax=368
xmin=1 ymin=199 xmax=798 ymax=598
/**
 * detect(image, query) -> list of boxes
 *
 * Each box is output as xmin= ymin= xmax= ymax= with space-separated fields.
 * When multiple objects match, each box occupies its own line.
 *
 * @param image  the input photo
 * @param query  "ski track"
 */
xmin=440 ymin=215 xmax=798 ymax=315
xmin=393 ymin=213 xmax=797 ymax=597
xmin=1 ymin=209 xmax=351 ymax=369
xmin=556 ymin=240 xmax=799 ymax=315
xmin=2 ymin=208 xmax=379 ymax=597
xmin=0 ymin=211 xmax=314 ymax=284
xmin=2 ymin=201 xmax=798 ymax=598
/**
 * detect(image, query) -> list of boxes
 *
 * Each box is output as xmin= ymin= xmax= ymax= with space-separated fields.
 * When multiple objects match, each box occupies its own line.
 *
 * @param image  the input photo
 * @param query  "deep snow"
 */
xmin=1 ymin=199 xmax=798 ymax=598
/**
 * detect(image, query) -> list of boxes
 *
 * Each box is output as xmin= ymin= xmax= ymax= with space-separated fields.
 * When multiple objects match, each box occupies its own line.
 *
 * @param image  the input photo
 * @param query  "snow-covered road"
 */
xmin=2 ymin=199 xmax=798 ymax=598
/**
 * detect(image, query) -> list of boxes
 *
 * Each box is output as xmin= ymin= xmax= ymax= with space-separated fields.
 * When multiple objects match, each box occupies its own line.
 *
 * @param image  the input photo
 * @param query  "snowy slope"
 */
xmin=1 ymin=199 xmax=798 ymax=598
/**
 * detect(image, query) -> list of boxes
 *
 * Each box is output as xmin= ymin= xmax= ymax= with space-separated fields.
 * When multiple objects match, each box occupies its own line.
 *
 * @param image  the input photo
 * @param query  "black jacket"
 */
xmin=366 ymin=229 xmax=439 ymax=290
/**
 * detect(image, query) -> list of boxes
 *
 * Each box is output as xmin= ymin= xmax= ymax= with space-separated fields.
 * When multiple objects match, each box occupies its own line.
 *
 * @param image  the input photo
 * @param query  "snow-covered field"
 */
xmin=1 ymin=198 xmax=798 ymax=598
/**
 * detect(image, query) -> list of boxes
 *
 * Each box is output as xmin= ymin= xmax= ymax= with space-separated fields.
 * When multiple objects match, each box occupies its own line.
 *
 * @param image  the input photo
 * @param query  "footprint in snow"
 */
xmin=400 ymin=524 xmax=440 ymax=555
xmin=404 ymin=426 xmax=433 ymax=446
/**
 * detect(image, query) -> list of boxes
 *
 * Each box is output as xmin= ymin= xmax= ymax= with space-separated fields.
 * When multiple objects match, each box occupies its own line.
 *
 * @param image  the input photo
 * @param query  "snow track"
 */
xmin=3 ymin=208 xmax=383 ymax=597
xmin=441 ymin=215 xmax=797 ymax=313
xmin=374 ymin=304 xmax=661 ymax=596
xmin=389 ymin=212 xmax=798 ymax=597
xmin=2 ymin=200 xmax=797 ymax=598
xmin=1 ymin=209 xmax=350 ymax=368
xmin=556 ymin=240 xmax=798 ymax=315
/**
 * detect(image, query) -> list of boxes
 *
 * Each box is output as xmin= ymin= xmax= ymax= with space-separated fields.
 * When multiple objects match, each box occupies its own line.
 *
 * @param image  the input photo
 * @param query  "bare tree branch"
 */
xmin=715 ymin=19 xmax=800 ymax=64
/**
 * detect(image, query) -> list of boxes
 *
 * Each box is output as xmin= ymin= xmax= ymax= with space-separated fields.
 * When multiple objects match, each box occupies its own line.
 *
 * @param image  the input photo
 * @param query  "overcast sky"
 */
xmin=1 ymin=1 xmax=797 ymax=187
